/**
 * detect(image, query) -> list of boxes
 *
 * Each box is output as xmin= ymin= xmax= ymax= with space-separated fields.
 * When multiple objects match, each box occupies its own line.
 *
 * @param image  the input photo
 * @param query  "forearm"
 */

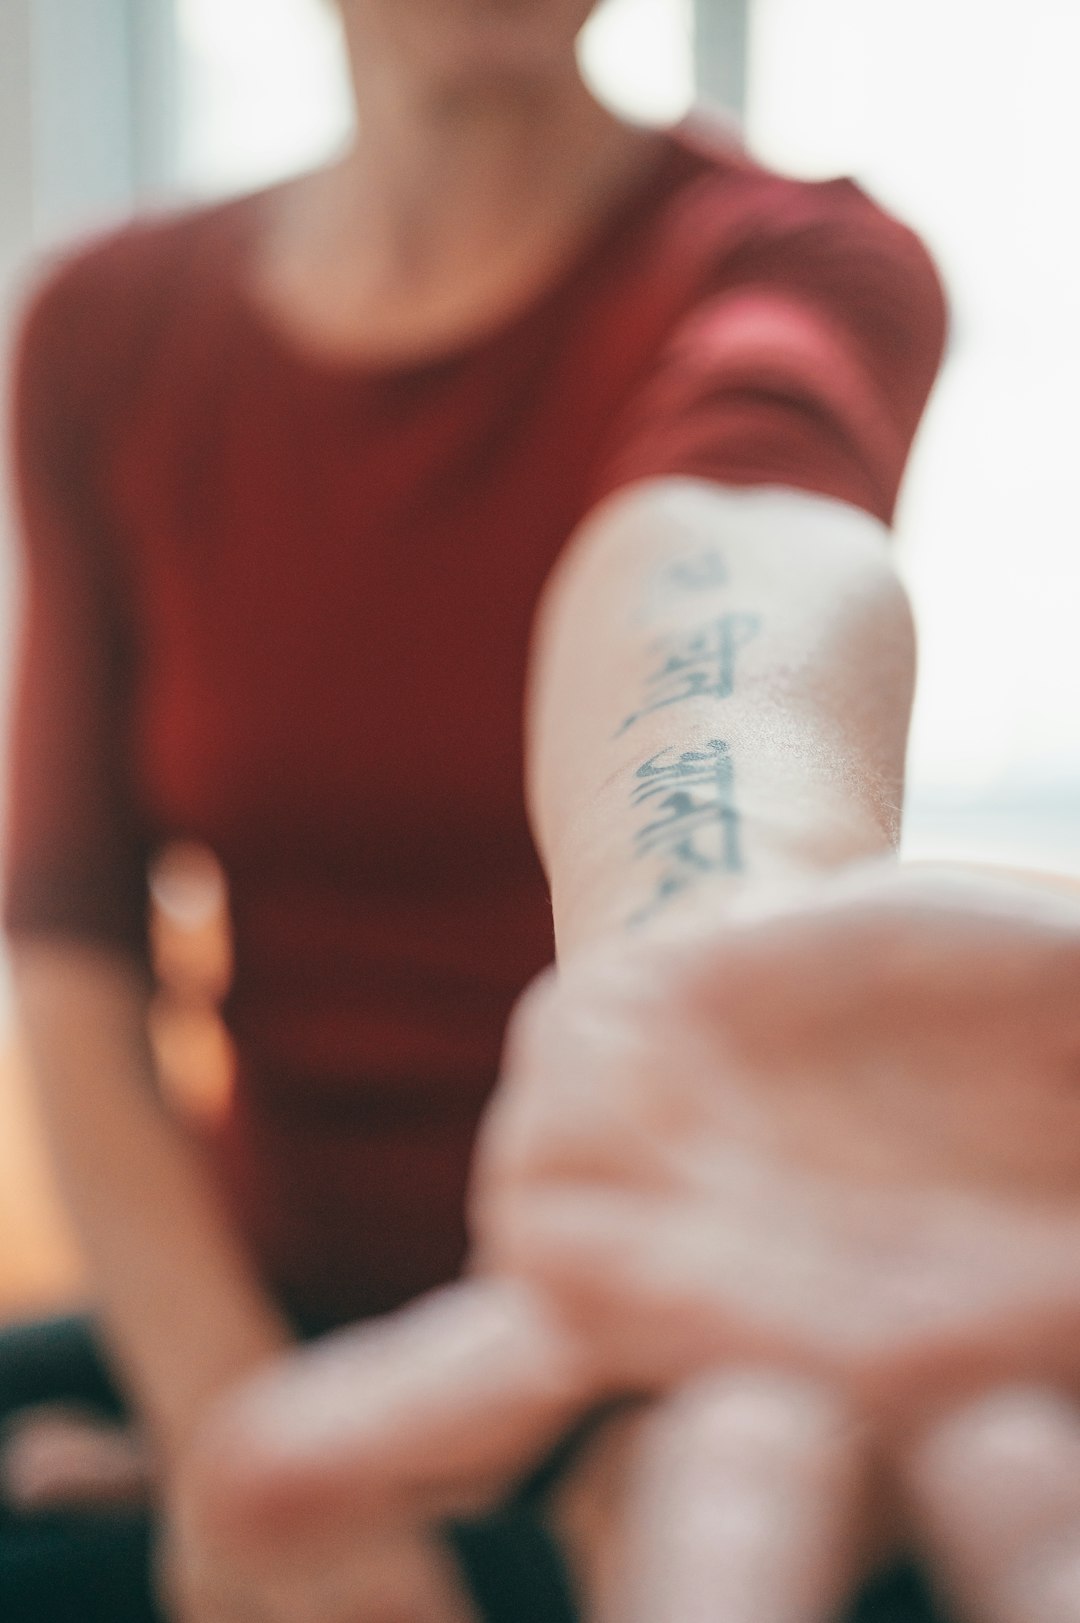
xmin=11 ymin=939 xmax=290 ymax=1462
xmin=526 ymin=480 xmax=916 ymax=958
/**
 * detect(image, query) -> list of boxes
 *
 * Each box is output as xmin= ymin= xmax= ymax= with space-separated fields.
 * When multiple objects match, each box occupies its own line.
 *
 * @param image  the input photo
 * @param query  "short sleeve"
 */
xmin=588 ymin=176 xmax=948 ymax=527
xmin=4 ymin=261 xmax=152 ymax=957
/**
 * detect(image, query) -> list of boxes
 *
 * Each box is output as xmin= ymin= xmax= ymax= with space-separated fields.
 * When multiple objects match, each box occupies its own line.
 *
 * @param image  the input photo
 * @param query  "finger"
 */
xmin=902 ymin=1385 xmax=1080 ymax=1623
xmin=184 ymin=1277 xmax=592 ymax=1547
xmin=0 ymin=1409 xmax=153 ymax=1510
xmin=611 ymin=1370 xmax=864 ymax=1623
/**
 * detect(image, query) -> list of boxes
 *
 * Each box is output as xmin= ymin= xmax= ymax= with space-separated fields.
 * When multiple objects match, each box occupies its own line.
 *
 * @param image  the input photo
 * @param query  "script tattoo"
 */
xmin=616 ymin=613 xmax=761 ymax=736
xmin=664 ymin=548 xmax=729 ymax=591
xmin=628 ymin=739 xmax=741 ymax=925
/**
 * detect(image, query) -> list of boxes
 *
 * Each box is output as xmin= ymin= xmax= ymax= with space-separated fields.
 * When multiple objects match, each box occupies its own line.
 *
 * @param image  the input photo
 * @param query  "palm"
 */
xmin=475 ymin=864 xmax=1080 ymax=1397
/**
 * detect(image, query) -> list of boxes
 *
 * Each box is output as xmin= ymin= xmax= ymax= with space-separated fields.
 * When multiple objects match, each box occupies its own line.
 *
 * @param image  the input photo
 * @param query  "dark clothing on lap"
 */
xmin=0 ymin=1316 xmax=950 ymax=1623
xmin=0 ymin=1315 xmax=582 ymax=1623
xmin=0 ymin=1318 xmax=155 ymax=1623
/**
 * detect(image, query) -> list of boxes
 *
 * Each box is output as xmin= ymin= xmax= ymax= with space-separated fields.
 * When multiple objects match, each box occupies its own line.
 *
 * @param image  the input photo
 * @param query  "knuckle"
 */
xmin=917 ymin=1384 xmax=1078 ymax=1482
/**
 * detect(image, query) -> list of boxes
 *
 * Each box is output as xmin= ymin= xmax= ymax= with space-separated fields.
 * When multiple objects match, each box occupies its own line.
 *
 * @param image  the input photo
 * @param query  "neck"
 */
xmin=253 ymin=40 xmax=662 ymax=364
xmin=319 ymin=54 xmax=639 ymax=290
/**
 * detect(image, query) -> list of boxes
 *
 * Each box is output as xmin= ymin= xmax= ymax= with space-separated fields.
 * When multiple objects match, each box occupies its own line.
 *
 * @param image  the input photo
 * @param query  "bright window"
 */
xmin=175 ymin=0 xmax=355 ymax=197
xmin=748 ymin=0 xmax=1080 ymax=871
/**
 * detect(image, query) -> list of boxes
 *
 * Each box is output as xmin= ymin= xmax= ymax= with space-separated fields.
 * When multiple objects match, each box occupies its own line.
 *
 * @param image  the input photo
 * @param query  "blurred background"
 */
xmin=0 ymin=0 xmax=1077 ymax=1312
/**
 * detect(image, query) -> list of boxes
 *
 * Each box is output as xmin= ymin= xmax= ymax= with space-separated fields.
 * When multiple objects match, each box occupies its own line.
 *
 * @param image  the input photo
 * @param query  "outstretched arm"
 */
xmin=526 ymin=476 xmax=915 ymax=957
xmin=162 ymin=476 xmax=924 ymax=1620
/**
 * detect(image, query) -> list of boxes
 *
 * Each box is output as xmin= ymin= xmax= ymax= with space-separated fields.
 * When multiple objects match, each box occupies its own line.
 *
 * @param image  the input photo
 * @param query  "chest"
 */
xmin=108 ymin=339 xmax=602 ymax=877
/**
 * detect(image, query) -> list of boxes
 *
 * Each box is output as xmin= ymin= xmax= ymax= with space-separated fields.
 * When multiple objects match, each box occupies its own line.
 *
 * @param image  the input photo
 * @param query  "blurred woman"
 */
xmin=1 ymin=1 xmax=945 ymax=1617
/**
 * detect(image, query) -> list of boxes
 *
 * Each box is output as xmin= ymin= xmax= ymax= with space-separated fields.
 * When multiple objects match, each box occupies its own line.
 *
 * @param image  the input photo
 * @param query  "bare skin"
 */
xmin=0 ymin=1407 xmax=151 ymax=1512
xmin=251 ymin=1 xmax=658 ymax=369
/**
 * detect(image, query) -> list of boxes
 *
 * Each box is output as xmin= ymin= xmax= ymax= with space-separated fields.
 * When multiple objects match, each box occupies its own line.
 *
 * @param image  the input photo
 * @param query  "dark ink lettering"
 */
xmin=664 ymin=550 xmax=729 ymax=591
xmin=616 ymin=613 xmax=761 ymax=735
xmin=628 ymin=739 xmax=742 ymax=925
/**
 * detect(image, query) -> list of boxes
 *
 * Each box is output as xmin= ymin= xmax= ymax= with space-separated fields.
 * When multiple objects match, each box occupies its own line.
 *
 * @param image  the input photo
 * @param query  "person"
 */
xmin=11 ymin=0 xmax=1065 ymax=1616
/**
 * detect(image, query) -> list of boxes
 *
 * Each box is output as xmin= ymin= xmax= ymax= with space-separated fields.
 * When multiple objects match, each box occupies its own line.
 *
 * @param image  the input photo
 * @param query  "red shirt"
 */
xmin=5 ymin=120 xmax=947 ymax=1325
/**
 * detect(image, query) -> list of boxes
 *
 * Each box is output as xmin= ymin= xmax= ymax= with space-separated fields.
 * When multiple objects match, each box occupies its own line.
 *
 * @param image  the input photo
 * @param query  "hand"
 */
xmin=167 ymin=1277 xmax=886 ymax=1623
xmin=469 ymin=859 xmax=1080 ymax=1616
xmin=0 ymin=1407 xmax=152 ymax=1511
xmin=171 ymin=862 xmax=1080 ymax=1621
xmin=475 ymin=861 xmax=1080 ymax=1401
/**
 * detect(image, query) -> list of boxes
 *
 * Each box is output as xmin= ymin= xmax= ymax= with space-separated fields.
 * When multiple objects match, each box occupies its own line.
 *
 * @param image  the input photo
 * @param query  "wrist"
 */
xmin=552 ymin=805 xmax=896 ymax=963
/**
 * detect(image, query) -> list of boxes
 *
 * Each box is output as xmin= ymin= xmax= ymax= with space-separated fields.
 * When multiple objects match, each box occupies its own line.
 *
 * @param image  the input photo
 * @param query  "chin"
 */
xmin=355 ymin=0 xmax=599 ymax=97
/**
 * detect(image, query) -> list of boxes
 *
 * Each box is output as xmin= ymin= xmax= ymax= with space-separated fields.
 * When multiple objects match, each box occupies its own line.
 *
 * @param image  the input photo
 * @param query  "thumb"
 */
xmin=183 ymin=1277 xmax=594 ymax=1548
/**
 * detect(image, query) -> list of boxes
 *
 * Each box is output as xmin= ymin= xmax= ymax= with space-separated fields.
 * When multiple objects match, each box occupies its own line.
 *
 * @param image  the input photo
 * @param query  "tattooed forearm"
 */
xmin=627 ymin=739 xmax=742 ymax=926
xmin=615 ymin=613 xmax=761 ymax=736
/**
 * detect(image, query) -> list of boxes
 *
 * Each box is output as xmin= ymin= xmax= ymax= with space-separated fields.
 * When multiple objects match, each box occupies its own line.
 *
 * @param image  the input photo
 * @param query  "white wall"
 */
xmin=694 ymin=0 xmax=748 ymax=114
xmin=0 ymin=0 xmax=179 ymax=1019
xmin=748 ymin=0 xmax=1080 ymax=872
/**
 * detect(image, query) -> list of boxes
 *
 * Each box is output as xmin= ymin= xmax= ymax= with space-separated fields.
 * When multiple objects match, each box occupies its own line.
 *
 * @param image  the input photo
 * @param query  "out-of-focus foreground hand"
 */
xmin=473 ymin=859 xmax=1080 ymax=1618
xmin=161 ymin=1278 xmax=588 ymax=1623
xmin=169 ymin=863 xmax=1080 ymax=1623
xmin=476 ymin=861 xmax=1080 ymax=1400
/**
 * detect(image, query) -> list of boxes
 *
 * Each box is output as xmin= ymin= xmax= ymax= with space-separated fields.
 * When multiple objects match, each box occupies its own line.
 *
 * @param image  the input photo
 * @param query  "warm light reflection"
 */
xmin=149 ymin=843 xmax=236 ymax=1126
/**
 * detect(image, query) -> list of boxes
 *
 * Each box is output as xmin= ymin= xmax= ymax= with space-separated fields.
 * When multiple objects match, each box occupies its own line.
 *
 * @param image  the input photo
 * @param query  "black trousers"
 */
xmin=0 ymin=1315 xmax=947 ymax=1622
